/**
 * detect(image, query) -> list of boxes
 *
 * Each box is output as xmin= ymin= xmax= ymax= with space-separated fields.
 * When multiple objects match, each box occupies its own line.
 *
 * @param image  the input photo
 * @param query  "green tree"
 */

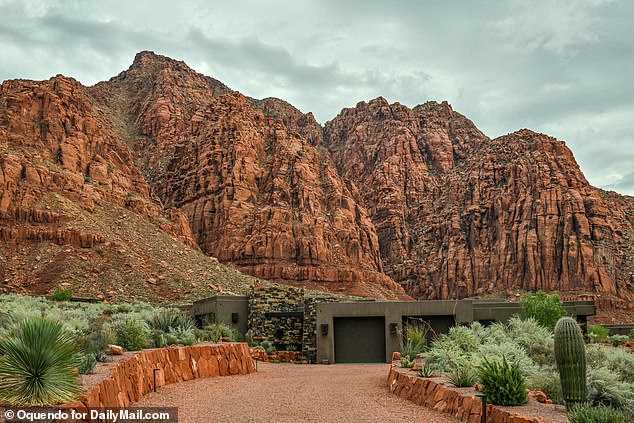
xmin=521 ymin=290 xmax=567 ymax=330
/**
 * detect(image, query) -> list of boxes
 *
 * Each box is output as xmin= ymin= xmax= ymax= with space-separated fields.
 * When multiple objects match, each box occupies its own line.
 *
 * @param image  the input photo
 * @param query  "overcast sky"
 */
xmin=1 ymin=0 xmax=633 ymax=195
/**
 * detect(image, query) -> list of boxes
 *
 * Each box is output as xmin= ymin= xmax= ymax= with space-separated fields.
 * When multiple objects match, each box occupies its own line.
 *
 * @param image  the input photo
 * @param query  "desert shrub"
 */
xmin=49 ymin=288 xmax=72 ymax=302
xmin=417 ymin=364 xmax=433 ymax=378
xmin=148 ymin=308 xmax=193 ymax=333
xmin=629 ymin=329 xmax=634 ymax=342
xmin=76 ymin=353 xmax=97 ymax=375
xmin=474 ymin=341 xmax=538 ymax=377
xmin=507 ymin=316 xmax=554 ymax=366
xmin=112 ymin=317 xmax=150 ymax=351
xmin=446 ymin=325 xmax=480 ymax=353
xmin=400 ymin=356 xmax=415 ymax=368
xmin=75 ymin=316 xmax=112 ymax=360
xmin=230 ymin=329 xmax=244 ymax=342
xmin=567 ymin=403 xmax=627 ymax=423
xmin=521 ymin=290 xmax=566 ymax=330
xmin=448 ymin=365 xmax=478 ymax=387
xmin=425 ymin=337 xmax=468 ymax=372
xmin=259 ymin=340 xmax=276 ymax=355
xmin=526 ymin=366 xmax=563 ymax=404
xmin=602 ymin=347 xmax=634 ymax=382
xmin=0 ymin=317 xmax=81 ymax=405
xmin=608 ymin=335 xmax=629 ymax=347
xmin=586 ymin=366 xmax=634 ymax=418
xmin=478 ymin=357 xmax=527 ymax=406
xmin=586 ymin=345 xmax=608 ymax=368
xmin=400 ymin=324 xmax=428 ymax=361
xmin=196 ymin=321 xmax=232 ymax=343
xmin=588 ymin=325 xmax=611 ymax=344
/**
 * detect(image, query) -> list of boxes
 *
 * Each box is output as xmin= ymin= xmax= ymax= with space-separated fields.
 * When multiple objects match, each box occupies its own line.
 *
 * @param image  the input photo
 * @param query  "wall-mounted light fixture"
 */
xmin=321 ymin=324 xmax=329 ymax=335
xmin=389 ymin=323 xmax=398 ymax=335
xmin=231 ymin=312 xmax=239 ymax=323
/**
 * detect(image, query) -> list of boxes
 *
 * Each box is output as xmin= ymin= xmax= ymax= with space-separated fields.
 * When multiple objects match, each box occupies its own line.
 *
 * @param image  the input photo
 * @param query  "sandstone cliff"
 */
xmin=325 ymin=98 xmax=634 ymax=309
xmin=2 ymin=51 xmax=633 ymax=313
xmin=0 ymin=74 xmax=257 ymax=302
xmin=88 ymin=52 xmax=407 ymax=300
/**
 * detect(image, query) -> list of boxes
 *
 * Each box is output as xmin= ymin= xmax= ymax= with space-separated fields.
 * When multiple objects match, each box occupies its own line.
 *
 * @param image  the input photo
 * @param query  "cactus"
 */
xmin=554 ymin=316 xmax=586 ymax=409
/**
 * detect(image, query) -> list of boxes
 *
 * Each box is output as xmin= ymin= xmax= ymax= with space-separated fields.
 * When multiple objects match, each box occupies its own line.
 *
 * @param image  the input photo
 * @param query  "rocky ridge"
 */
xmin=1 ymin=51 xmax=633 ymax=312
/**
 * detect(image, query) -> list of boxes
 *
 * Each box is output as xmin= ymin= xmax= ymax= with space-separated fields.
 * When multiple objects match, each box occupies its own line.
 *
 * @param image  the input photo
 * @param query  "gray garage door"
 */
xmin=334 ymin=316 xmax=386 ymax=363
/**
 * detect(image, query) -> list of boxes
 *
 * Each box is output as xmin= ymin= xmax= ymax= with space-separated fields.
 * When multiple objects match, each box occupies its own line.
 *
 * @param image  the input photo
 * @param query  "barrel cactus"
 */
xmin=554 ymin=316 xmax=586 ymax=409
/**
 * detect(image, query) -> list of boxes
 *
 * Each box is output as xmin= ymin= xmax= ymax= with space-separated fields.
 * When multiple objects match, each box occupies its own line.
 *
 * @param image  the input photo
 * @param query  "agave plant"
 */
xmin=0 ymin=317 xmax=81 ymax=405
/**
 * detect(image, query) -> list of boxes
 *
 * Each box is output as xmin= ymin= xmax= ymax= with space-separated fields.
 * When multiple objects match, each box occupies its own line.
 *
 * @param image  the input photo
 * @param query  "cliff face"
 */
xmin=88 ymin=52 xmax=407 ymax=299
xmin=0 ymin=73 xmax=256 ymax=302
xmin=325 ymin=99 xmax=634 ymax=307
xmin=2 ymin=51 xmax=633 ymax=310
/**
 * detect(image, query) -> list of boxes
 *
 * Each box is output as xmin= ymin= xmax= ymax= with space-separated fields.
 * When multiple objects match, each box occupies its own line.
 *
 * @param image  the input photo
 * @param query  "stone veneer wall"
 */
xmin=387 ymin=366 xmax=548 ymax=423
xmin=64 ymin=343 xmax=255 ymax=410
xmin=248 ymin=284 xmax=305 ymax=348
xmin=302 ymin=295 xmax=341 ymax=363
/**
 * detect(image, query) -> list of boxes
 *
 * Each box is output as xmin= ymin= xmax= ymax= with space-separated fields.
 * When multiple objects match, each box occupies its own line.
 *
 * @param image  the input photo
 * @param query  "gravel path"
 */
xmin=136 ymin=362 xmax=459 ymax=423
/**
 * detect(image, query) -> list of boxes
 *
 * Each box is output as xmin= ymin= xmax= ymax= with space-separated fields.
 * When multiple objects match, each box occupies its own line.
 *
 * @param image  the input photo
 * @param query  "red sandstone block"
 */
xmin=433 ymin=400 xmax=447 ymax=412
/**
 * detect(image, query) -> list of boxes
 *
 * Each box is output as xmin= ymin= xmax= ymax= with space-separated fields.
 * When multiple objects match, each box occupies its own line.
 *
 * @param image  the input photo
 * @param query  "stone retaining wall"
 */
xmin=65 ymin=343 xmax=255 ymax=410
xmin=387 ymin=366 xmax=549 ymax=423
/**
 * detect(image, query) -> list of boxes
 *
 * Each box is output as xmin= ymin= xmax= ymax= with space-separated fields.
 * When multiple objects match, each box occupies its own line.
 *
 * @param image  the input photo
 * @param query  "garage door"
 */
xmin=334 ymin=316 xmax=386 ymax=363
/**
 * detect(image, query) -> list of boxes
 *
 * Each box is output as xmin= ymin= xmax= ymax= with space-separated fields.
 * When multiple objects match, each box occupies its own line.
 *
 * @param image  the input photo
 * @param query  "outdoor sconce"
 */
xmin=321 ymin=324 xmax=329 ymax=335
xmin=231 ymin=312 xmax=239 ymax=323
xmin=389 ymin=323 xmax=398 ymax=335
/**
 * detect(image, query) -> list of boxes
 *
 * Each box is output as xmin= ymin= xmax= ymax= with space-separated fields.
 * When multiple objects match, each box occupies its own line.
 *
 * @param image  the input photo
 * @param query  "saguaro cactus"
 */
xmin=554 ymin=316 xmax=586 ymax=408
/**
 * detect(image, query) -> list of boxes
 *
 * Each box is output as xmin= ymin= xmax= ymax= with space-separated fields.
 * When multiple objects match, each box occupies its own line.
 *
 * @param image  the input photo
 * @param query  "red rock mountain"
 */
xmin=324 ymin=99 xmax=634 ymax=311
xmin=1 ymin=51 xmax=633 ymax=313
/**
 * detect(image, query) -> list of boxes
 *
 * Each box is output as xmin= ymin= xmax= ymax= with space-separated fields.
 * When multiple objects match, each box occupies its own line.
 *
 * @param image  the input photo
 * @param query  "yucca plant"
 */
xmin=0 ymin=317 xmax=81 ymax=405
xmin=449 ymin=365 xmax=478 ymax=387
xmin=478 ymin=356 xmax=528 ymax=406
xmin=417 ymin=364 xmax=434 ymax=378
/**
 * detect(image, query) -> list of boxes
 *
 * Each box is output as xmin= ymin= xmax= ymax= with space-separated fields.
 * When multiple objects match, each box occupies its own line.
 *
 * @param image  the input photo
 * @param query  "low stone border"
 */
xmin=387 ymin=365 xmax=551 ymax=423
xmin=64 ymin=343 xmax=255 ymax=410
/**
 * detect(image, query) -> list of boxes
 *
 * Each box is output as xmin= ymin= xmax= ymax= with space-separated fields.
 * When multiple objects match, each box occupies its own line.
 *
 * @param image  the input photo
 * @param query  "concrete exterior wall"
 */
xmin=190 ymin=295 xmax=249 ymax=333
xmin=315 ymin=300 xmax=473 ymax=364
xmin=316 ymin=299 xmax=596 ymax=364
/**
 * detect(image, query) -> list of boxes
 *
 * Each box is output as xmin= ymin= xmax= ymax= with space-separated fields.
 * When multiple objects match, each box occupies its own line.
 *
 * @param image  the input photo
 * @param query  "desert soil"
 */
xmin=135 ymin=362 xmax=459 ymax=422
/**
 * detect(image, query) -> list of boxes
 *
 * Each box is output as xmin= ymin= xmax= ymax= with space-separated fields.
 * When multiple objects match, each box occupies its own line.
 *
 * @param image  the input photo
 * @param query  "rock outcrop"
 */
xmin=0 ymin=72 xmax=256 ymax=301
xmin=87 ymin=52 xmax=407 ymax=299
xmin=2 ymin=51 xmax=633 ymax=310
xmin=324 ymin=99 xmax=634 ymax=305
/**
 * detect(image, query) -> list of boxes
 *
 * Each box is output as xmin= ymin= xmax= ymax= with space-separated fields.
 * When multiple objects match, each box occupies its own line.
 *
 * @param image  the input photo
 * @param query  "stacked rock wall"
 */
xmin=65 ymin=343 xmax=254 ymax=411
xmin=248 ymin=284 xmax=305 ymax=348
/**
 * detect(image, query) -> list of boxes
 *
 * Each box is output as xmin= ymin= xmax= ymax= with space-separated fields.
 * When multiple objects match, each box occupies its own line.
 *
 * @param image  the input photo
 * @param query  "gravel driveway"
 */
xmin=136 ymin=362 xmax=458 ymax=422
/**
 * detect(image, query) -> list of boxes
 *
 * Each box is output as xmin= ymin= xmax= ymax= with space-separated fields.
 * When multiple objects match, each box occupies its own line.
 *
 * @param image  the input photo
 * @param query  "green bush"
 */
xmin=588 ymin=325 xmax=611 ymax=344
xmin=448 ymin=365 xmax=478 ymax=387
xmin=507 ymin=316 xmax=554 ymax=366
xmin=477 ymin=357 xmax=528 ymax=406
xmin=76 ymin=353 xmax=97 ymax=375
xmin=603 ymin=347 xmax=634 ymax=382
xmin=259 ymin=340 xmax=276 ymax=355
xmin=149 ymin=308 xmax=193 ymax=333
xmin=567 ymin=403 xmax=627 ymax=423
xmin=112 ymin=317 xmax=150 ymax=351
xmin=474 ymin=341 xmax=538 ymax=377
xmin=608 ymin=335 xmax=629 ymax=347
xmin=417 ymin=364 xmax=433 ymax=378
xmin=586 ymin=366 xmax=634 ymax=417
xmin=521 ymin=290 xmax=566 ymax=330
xmin=400 ymin=324 xmax=428 ymax=361
xmin=0 ymin=317 xmax=81 ymax=405
xmin=629 ymin=329 xmax=634 ymax=342
xmin=400 ymin=356 xmax=415 ymax=368
xmin=49 ymin=288 xmax=72 ymax=302
xmin=425 ymin=337 xmax=468 ymax=372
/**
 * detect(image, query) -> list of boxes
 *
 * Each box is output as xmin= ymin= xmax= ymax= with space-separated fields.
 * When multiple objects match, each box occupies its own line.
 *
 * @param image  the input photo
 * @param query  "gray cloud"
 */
xmin=0 ymin=0 xmax=632 ymax=196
